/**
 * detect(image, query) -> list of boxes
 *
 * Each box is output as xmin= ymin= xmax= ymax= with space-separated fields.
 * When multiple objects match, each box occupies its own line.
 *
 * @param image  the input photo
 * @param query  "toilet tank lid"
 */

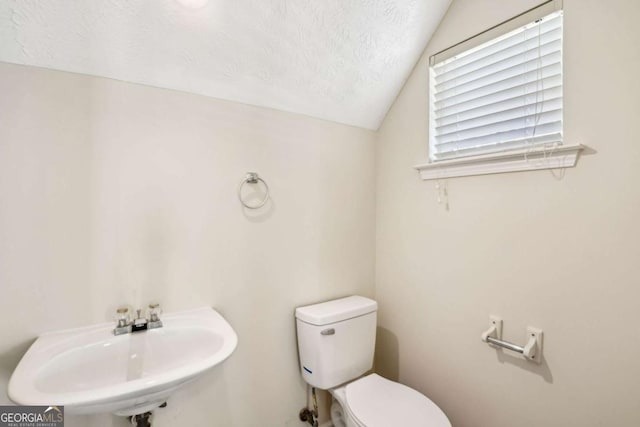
xmin=295 ymin=296 xmax=377 ymax=326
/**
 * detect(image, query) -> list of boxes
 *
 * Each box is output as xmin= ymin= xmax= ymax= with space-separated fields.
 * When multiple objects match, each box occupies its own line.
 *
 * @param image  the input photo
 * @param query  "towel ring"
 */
xmin=238 ymin=172 xmax=270 ymax=209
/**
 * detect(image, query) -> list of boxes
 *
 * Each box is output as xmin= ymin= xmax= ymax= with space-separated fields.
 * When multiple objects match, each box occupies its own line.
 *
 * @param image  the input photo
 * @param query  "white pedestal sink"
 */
xmin=8 ymin=307 xmax=238 ymax=416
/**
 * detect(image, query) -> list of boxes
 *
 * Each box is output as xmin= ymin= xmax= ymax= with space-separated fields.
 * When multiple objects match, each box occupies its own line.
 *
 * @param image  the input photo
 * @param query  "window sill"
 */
xmin=414 ymin=144 xmax=585 ymax=181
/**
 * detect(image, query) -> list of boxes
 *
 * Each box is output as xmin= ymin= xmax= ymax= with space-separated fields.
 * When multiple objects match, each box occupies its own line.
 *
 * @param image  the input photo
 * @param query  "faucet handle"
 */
xmin=115 ymin=306 xmax=131 ymax=327
xmin=148 ymin=303 xmax=162 ymax=322
xmin=114 ymin=305 xmax=133 ymax=335
xmin=147 ymin=303 xmax=163 ymax=329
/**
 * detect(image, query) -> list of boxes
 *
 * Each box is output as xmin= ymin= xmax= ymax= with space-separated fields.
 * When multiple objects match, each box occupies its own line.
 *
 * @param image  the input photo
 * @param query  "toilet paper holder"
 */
xmin=481 ymin=316 xmax=543 ymax=364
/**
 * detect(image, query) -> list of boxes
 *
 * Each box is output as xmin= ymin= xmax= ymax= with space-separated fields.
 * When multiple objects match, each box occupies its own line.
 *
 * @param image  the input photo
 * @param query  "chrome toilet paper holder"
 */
xmin=481 ymin=316 xmax=543 ymax=364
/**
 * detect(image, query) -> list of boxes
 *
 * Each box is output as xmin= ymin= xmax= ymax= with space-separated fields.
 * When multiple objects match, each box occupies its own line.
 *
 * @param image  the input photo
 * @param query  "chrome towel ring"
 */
xmin=238 ymin=172 xmax=270 ymax=209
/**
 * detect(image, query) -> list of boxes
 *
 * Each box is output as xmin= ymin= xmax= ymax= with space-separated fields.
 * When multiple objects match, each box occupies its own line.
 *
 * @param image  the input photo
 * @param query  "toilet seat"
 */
xmin=344 ymin=374 xmax=451 ymax=427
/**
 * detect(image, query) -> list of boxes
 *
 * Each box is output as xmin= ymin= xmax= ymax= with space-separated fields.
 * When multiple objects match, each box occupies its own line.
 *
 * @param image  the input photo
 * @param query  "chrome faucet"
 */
xmin=113 ymin=304 xmax=163 ymax=335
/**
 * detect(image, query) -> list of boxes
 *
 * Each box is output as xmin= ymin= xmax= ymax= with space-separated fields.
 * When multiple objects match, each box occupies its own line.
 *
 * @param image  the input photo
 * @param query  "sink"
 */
xmin=8 ymin=306 xmax=238 ymax=416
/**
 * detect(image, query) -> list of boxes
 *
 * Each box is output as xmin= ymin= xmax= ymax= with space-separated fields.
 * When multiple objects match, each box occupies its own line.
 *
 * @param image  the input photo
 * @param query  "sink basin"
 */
xmin=8 ymin=306 xmax=238 ymax=416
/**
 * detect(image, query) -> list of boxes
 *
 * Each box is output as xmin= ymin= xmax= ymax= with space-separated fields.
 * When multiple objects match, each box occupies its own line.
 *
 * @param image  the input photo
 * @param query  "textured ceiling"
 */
xmin=0 ymin=0 xmax=451 ymax=129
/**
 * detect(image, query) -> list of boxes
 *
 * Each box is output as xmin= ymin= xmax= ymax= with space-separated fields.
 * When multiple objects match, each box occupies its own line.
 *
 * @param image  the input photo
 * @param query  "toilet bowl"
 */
xmin=329 ymin=374 xmax=450 ymax=427
xmin=295 ymin=296 xmax=451 ymax=427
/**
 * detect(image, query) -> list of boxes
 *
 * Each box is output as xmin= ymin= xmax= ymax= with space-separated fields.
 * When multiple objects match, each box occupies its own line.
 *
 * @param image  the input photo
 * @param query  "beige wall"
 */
xmin=375 ymin=0 xmax=640 ymax=426
xmin=0 ymin=62 xmax=375 ymax=426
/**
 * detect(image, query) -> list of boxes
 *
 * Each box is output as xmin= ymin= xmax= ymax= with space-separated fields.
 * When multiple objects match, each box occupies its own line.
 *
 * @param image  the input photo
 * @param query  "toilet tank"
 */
xmin=295 ymin=296 xmax=377 ymax=389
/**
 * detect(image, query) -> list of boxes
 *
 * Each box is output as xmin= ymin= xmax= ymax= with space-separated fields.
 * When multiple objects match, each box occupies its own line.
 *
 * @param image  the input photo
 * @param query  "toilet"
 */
xmin=295 ymin=295 xmax=451 ymax=427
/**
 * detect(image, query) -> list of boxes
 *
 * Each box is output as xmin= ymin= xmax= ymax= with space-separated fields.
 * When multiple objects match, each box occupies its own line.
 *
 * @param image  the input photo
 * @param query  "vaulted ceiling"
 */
xmin=0 ymin=0 xmax=451 ymax=129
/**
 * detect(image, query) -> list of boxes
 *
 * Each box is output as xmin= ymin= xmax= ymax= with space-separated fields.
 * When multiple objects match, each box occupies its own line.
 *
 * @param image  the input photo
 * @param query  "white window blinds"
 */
xmin=429 ymin=11 xmax=563 ymax=161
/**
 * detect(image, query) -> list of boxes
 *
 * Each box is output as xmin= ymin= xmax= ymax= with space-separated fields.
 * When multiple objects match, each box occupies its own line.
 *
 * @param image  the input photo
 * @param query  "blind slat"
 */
xmin=435 ymin=39 xmax=561 ymax=95
xmin=433 ymin=133 xmax=562 ymax=160
xmin=435 ymin=75 xmax=561 ymax=117
xmin=435 ymin=87 xmax=562 ymax=127
xmin=435 ymin=121 xmax=562 ymax=152
xmin=435 ymin=61 xmax=561 ymax=107
xmin=435 ymin=109 xmax=562 ymax=144
xmin=435 ymin=27 xmax=562 ymax=88
xmin=436 ymin=100 xmax=562 ymax=136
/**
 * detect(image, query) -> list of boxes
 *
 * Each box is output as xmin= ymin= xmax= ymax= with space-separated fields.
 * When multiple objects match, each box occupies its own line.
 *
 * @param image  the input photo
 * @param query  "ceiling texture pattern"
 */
xmin=0 ymin=0 xmax=450 ymax=129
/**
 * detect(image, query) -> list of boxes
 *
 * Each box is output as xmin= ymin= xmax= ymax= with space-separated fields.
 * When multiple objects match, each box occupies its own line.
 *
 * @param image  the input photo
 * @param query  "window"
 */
xmin=416 ymin=1 xmax=583 ymax=180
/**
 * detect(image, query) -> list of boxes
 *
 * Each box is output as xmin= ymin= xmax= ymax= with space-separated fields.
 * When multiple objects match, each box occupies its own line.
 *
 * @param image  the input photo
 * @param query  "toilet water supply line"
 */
xmin=307 ymin=386 xmax=318 ymax=427
xmin=301 ymin=385 xmax=319 ymax=427
xmin=299 ymin=385 xmax=319 ymax=426
xmin=312 ymin=387 xmax=319 ymax=427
